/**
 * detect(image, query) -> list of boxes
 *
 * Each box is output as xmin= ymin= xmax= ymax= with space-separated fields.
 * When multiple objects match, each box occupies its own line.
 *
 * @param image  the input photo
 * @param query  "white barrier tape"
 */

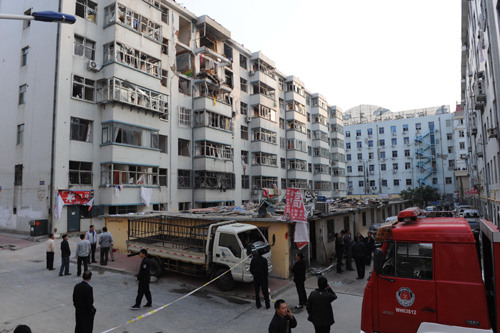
xmin=101 ymin=254 xmax=252 ymax=333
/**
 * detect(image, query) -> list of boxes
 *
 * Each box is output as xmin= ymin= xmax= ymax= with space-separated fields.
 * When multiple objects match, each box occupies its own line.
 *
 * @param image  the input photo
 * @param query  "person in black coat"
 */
xmin=73 ymin=271 xmax=96 ymax=333
xmin=131 ymin=249 xmax=152 ymax=309
xmin=268 ymin=299 xmax=297 ymax=333
xmin=352 ymin=236 xmax=366 ymax=279
xmin=365 ymin=232 xmax=375 ymax=265
xmin=335 ymin=232 xmax=344 ymax=273
xmin=291 ymin=252 xmax=307 ymax=308
xmin=250 ymin=251 xmax=270 ymax=309
xmin=59 ymin=234 xmax=71 ymax=276
xmin=343 ymin=230 xmax=354 ymax=271
xmin=306 ymin=276 xmax=337 ymax=333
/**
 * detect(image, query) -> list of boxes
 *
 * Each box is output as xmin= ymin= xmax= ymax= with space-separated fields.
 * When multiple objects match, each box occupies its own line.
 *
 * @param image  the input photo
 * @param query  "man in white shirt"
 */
xmin=85 ymin=225 xmax=98 ymax=263
xmin=46 ymin=233 xmax=55 ymax=270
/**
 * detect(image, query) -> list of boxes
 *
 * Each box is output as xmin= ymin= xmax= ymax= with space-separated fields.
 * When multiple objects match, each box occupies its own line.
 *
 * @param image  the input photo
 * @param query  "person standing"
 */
xmin=335 ymin=232 xmax=344 ymax=274
xmin=352 ymin=236 xmax=366 ymax=279
xmin=85 ymin=225 xmax=98 ymax=263
xmin=291 ymin=252 xmax=307 ymax=308
xmin=250 ymin=250 xmax=270 ymax=309
xmin=76 ymin=234 xmax=91 ymax=277
xmin=306 ymin=276 xmax=337 ymax=333
xmin=46 ymin=233 xmax=55 ymax=270
xmin=131 ymin=249 xmax=152 ymax=309
xmin=268 ymin=299 xmax=297 ymax=333
xmin=343 ymin=230 xmax=354 ymax=271
xmin=98 ymin=227 xmax=113 ymax=266
xmin=73 ymin=271 xmax=96 ymax=333
xmin=59 ymin=234 xmax=71 ymax=276
xmin=365 ymin=232 xmax=375 ymax=265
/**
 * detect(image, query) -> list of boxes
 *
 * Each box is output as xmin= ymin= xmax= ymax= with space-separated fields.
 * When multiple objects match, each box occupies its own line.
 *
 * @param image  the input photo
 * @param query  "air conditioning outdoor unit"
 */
xmin=87 ymin=60 xmax=101 ymax=72
xmin=249 ymin=70 xmax=255 ymax=76
xmin=246 ymin=115 xmax=252 ymax=123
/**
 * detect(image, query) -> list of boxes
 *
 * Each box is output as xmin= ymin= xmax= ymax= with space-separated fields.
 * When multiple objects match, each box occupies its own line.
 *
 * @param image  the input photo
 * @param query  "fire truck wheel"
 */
xmin=215 ymin=268 xmax=234 ymax=291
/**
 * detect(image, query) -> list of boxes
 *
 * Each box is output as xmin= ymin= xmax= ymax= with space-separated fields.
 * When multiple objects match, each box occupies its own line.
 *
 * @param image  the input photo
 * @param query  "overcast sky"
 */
xmin=178 ymin=0 xmax=462 ymax=112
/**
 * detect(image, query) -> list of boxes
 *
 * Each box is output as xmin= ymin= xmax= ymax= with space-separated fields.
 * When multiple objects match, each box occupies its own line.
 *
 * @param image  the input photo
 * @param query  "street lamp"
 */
xmin=0 ymin=11 xmax=76 ymax=24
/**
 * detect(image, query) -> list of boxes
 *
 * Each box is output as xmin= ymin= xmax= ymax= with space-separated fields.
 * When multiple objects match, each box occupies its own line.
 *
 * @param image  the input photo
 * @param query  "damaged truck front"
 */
xmin=126 ymin=216 xmax=272 ymax=291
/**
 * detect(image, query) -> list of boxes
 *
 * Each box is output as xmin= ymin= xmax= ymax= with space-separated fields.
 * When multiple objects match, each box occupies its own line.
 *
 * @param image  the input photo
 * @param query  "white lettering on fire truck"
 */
xmin=395 ymin=307 xmax=417 ymax=315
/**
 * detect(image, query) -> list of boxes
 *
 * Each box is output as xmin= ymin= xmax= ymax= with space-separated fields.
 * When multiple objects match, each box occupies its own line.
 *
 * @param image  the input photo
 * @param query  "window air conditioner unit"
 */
xmin=369 ymin=171 xmax=374 ymax=175
xmin=488 ymin=127 xmax=498 ymax=138
xmin=371 ymin=186 xmax=377 ymax=190
xmin=87 ymin=60 xmax=101 ymax=72
xmin=392 ymin=132 xmax=397 ymax=136
xmin=246 ymin=115 xmax=252 ymax=123
xmin=249 ymin=70 xmax=255 ymax=76
xmin=392 ymin=169 xmax=398 ymax=174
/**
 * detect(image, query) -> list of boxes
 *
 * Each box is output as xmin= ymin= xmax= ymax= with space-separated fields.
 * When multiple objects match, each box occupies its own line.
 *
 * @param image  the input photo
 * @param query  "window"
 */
xmin=459 ymin=130 xmax=465 ymax=138
xmin=379 ymin=127 xmax=384 ymax=134
xmin=404 ymin=137 xmax=410 ymax=145
xmin=345 ymin=131 xmax=350 ymax=138
xmin=17 ymin=124 xmax=24 ymax=145
xmin=392 ymin=150 xmax=398 ymax=158
xmin=241 ymin=126 xmax=248 ymax=140
xmin=162 ymin=38 xmax=168 ymax=55
xmin=393 ymin=179 xmax=400 ymax=186
xmin=403 ymin=124 xmax=408 ymax=132
xmin=391 ymin=138 xmax=397 ymax=146
xmin=346 ymin=142 xmax=351 ymax=150
xmin=177 ymin=169 xmax=191 ymax=188
xmin=327 ymin=220 xmax=335 ymax=242
xmin=75 ymin=0 xmax=97 ymax=22
xmin=347 ymin=166 xmax=352 ymax=173
xmin=178 ymin=138 xmax=191 ymax=156
xmin=70 ymin=117 xmax=93 ymax=142
xmin=459 ymin=142 xmax=465 ymax=149
xmin=109 ymin=205 xmax=137 ymax=214
xmin=101 ymin=122 xmax=158 ymax=149
xmin=195 ymin=141 xmax=233 ymax=159
xmin=159 ymin=135 xmax=168 ymax=154
xmin=242 ymin=175 xmax=249 ymax=189
xmin=380 ymin=151 xmax=386 ymax=159
xmin=19 ymin=84 xmax=27 ymax=105
xmin=69 ymin=161 xmax=92 ymax=185
xmin=357 ymin=153 xmax=362 ymax=160
xmin=14 ymin=164 xmax=23 ymax=185
xmin=391 ymin=125 xmax=396 ymax=134
xmin=447 ymin=146 xmax=453 ymax=154
xmin=447 ymin=133 xmax=453 ymax=140
xmin=179 ymin=202 xmax=191 ymax=210
xmin=159 ymin=168 xmax=168 ymax=186
xmin=358 ymin=165 xmax=364 ymax=172
xmin=357 ymin=141 xmax=362 ymax=148
xmin=393 ymin=163 xmax=398 ymax=170
xmin=381 ymin=179 xmax=387 ymax=187
xmin=415 ymin=123 xmax=421 ymax=131
xmin=381 ymin=164 xmax=386 ymax=171
xmin=379 ymin=139 xmax=385 ymax=147
xmin=346 ymin=154 xmax=351 ymax=161
xmin=382 ymin=242 xmax=433 ymax=279
xmin=74 ymin=35 xmax=95 ymax=60
xmin=72 ymin=75 xmax=95 ymax=102
xmin=21 ymin=46 xmax=29 ymax=66
xmin=179 ymin=107 xmax=191 ymax=126
xmin=356 ymin=130 xmax=361 ymax=137
xmin=406 ymin=179 xmax=412 ymax=186
xmin=240 ymin=78 xmax=248 ymax=92
xmin=445 ymin=177 xmax=452 ymax=184
xmin=160 ymin=4 xmax=169 ymax=24
xmin=368 ymin=152 xmax=374 ymax=159
xmin=359 ymin=180 xmax=364 ymax=187
xmin=367 ymin=128 xmax=373 ymax=136
xmin=405 ymin=162 xmax=411 ymax=170
xmin=219 ymin=233 xmax=241 ymax=258
xmin=23 ymin=9 xmax=31 ymax=29
xmin=101 ymin=164 xmax=161 ymax=186
xmin=368 ymin=140 xmax=373 ymax=147
xmin=240 ymin=54 xmax=248 ymax=69
xmin=241 ymin=102 xmax=248 ymax=115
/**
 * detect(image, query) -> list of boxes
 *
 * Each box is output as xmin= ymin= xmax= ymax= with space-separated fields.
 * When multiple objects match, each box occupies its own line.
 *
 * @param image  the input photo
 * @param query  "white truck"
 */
xmin=126 ymin=216 xmax=272 ymax=290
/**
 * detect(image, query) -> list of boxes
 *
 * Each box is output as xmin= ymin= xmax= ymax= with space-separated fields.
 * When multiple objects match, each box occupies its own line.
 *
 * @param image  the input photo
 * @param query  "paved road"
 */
xmin=0 ymin=233 xmax=367 ymax=332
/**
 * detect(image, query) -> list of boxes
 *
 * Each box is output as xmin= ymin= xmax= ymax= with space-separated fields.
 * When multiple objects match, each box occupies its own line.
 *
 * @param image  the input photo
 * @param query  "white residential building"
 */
xmin=343 ymin=105 xmax=457 ymax=200
xmin=0 ymin=0 xmax=345 ymax=233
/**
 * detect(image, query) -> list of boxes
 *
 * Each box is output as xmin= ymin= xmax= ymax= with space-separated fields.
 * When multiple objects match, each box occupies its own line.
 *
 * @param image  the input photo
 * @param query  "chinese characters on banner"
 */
xmin=283 ymin=188 xmax=309 ymax=250
xmin=54 ymin=190 xmax=94 ymax=220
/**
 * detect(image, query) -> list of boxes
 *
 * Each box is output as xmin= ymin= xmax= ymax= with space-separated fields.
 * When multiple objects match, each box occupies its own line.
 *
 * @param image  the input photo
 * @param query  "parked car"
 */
xmin=456 ymin=205 xmax=473 ymax=217
xmin=462 ymin=209 xmax=481 ymax=234
xmin=425 ymin=206 xmax=437 ymax=212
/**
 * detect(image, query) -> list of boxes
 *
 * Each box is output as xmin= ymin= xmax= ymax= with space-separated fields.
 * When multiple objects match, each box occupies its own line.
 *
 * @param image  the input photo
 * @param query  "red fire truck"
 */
xmin=361 ymin=207 xmax=500 ymax=333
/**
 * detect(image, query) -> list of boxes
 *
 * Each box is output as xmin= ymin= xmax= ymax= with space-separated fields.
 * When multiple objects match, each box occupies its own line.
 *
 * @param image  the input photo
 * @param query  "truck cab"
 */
xmin=211 ymin=223 xmax=272 ymax=287
xmin=361 ymin=207 xmax=500 ymax=333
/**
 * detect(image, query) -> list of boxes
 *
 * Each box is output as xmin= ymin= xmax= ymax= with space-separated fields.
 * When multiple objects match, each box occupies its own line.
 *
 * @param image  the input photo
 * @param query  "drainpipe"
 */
xmin=49 ymin=0 xmax=63 ymax=233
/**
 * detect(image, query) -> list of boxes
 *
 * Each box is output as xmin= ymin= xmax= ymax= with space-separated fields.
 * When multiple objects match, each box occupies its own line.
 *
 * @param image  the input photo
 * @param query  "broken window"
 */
xmin=252 ymin=104 xmax=277 ymax=122
xmin=314 ymin=164 xmax=331 ymax=175
xmin=241 ymin=126 xmax=248 ymax=140
xmin=224 ymin=44 xmax=233 ymax=61
xmin=242 ymin=175 xmax=249 ymax=189
xmin=287 ymin=179 xmax=307 ymax=189
xmin=159 ymin=168 xmax=167 ymax=186
xmin=178 ymin=138 xmax=191 ymax=157
xmin=195 ymin=171 xmax=235 ymax=190
xmin=240 ymin=102 xmax=248 ymax=115
xmin=252 ymin=128 xmax=277 ymax=144
xmin=76 ymin=0 xmax=97 ymax=23
xmin=287 ymin=159 xmax=307 ymax=171
xmin=252 ymin=176 xmax=278 ymax=189
xmin=72 ymin=75 xmax=95 ymax=102
xmin=71 ymin=117 xmax=93 ymax=142
xmin=251 ymin=59 xmax=275 ymax=78
xmin=14 ymin=164 xmax=23 ymax=185
xmin=240 ymin=78 xmax=248 ymax=93
xmin=314 ymin=182 xmax=332 ymax=191
xmin=178 ymin=77 xmax=191 ymax=95
xmin=159 ymin=135 xmax=168 ymax=153
xmin=286 ymin=82 xmax=305 ymax=96
xmin=287 ymin=139 xmax=307 ymax=152
xmin=177 ymin=169 xmax=191 ymax=188
xmin=313 ymin=114 xmax=328 ymax=126
xmin=160 ymin=4 xmax=169 ymax=24
xmin=178 ymin=16 xmax=191 ymax=45
xmin=104 ymin=41 xmax=161 ymax=77
xmin=69 ymin=161 xmax=92 ymax=185
xmin=286 ymin=120 xmax=306 ymax=134
xmin=96 ymin=77 xmax=168 ymax=116
xmin=240 ymin=54 xmax=248 ymax=69
xmin=101 ymin=121 xmax=158 ymax=149
xmin=162 ymin=38 xmax=168 ymax=55
xmin=286 ymin=101 xmax=305 ymax=115
xmin=110 ymin=3 xmax=161 ymax=41
xmin=161 ymin=69 xmax=168 ymax=87
xmin=312 ymin=130 xmax=329 ymax=143
xmin=251 ymin=81 xmax=275 ymax=100
xmin=195 ymin=141 xmax=233 ymax=159
xmin=101 ymin=163 xmax=159 ymax=186
xmin=179 ymin=107 xmax=191 ymax=126
xmin=252 ymin=152 xmax=277 ymax=167
xmin=74 ymin=35 xmax=95 ymax=60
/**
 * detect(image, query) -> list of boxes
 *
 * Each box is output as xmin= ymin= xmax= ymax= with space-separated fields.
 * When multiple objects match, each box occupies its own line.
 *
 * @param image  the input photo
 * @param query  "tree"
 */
xmin=400 ymin=185 xmax=440 ymax=208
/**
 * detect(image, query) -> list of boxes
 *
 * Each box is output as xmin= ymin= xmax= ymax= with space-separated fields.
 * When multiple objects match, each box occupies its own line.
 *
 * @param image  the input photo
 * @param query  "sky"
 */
xmin=178 ymin=0 xmax=462 ymax=112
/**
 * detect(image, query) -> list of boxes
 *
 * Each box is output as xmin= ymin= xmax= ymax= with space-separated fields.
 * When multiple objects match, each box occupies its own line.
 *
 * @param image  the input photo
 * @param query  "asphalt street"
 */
xmin=0 ymin=233 xmax=367 ymax=332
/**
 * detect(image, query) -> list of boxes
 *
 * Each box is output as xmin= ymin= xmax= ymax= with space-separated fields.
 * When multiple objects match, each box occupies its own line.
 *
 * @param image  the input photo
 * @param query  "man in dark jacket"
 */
xmin=59 ymin=234 xmax=71 ymax=276
xmin=335 ymin=232 xmax=344 ymax=273
xmin=268 ymin=299 xmax=297 ymax=333
xmin=365 ymin=232 xmax=375 ymax=265
xmin=73 ymin=271 xmax=95 ymax=333
xmin=250 ymin=251 xmax=270 ymax=309
xmin=343 ymin=230 xmax=354 ymax=271
xmin=306 ymin=276 xmax=337 ymax=333
xmin=352 ymin=236 xmax=366 ymax=279
xmin=131 ymin=249 xmax=152 ymax=309
xmin=291 ymin=252 xmax=307 ymax=308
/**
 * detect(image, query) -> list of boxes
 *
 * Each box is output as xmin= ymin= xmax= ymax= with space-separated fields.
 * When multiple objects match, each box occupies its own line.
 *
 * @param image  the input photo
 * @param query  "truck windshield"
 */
xmin=238 ymin=229 xmax=269 ymax=255
xmin=382 ymin=242 xmax=433 ymax=279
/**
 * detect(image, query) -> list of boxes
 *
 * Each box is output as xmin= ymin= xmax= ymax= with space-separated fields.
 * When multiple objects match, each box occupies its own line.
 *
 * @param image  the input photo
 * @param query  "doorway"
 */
xmin=67 ymin=205 xmax=80 ymax=232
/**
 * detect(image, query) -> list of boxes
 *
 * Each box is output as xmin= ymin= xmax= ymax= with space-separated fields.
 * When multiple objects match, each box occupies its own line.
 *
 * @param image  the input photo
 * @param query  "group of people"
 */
xmin=268 ymin=276 xmax=337 ymax=333
xmin=45 ymin=225 xmax=115 ymax=277
xmin=335 ymin=230 xmax=374 ymax=279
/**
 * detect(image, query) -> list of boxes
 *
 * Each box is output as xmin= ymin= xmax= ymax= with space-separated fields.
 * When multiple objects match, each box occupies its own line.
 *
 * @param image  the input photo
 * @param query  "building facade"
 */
xmin=461 ymin=0 xmax=500 ymax=225
xmin=0 ymin=0 xmax=345 ymax=233
xmin=343 ymin=105 xmax=457 ymax=200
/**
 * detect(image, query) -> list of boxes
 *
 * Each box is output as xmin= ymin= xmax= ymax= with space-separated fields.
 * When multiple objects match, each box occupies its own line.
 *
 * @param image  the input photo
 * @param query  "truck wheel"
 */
xmin=215 ymin=268 xmax=234 ymax=291
xmin=149 ymin=257 xmax=163 ymax=278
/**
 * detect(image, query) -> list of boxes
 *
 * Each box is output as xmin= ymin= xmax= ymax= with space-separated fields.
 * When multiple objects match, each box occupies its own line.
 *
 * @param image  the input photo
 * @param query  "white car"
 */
xmin=425 ymin=206 xmax=437 ymax=212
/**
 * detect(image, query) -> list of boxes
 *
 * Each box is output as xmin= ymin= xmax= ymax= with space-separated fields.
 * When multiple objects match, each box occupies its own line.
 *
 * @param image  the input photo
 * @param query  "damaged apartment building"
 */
xmin=0 ymin=0 xmax=346 ymax=234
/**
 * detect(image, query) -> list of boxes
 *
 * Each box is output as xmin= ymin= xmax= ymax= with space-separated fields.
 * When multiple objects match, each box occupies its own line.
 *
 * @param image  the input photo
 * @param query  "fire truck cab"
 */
xmin=361 ymin=207 xmax=500 ymax=333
